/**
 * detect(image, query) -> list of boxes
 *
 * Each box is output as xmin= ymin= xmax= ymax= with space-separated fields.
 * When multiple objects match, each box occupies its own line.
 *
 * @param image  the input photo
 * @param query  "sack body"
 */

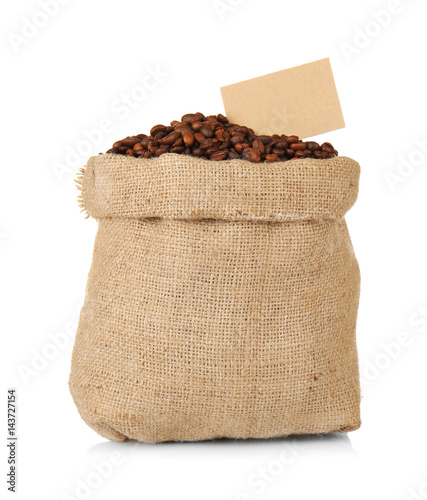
xmin=69 ymin=153 xmax=361 ymax=442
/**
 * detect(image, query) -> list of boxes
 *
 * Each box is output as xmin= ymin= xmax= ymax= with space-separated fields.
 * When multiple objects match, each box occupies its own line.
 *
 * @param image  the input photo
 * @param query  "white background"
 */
xmin=2 ymin=0 xmax=427 ymax=499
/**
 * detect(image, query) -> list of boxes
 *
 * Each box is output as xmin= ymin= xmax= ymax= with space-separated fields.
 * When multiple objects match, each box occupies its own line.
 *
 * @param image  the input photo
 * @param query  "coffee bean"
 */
xmin=211 ymin=121 xmax=223 ymax=131
xmin=243 ymin=148 xmax=261 ymax=163
xmin=265 ymin=154 xmax=279 ymax=162
xmin=230 ymin=134 xmax=245 ymax=146
xmin=162 ymin=131 xmax=181 ymax=145
xmin=217 ymin=114 xmax=228 ymax=124
xmin=306 ymin=141 xmax=320 ymax=151
xmin=215 ymin=129 xmax=230 ymax=142
xmin=200 ymin=125 xmax=214 ymax=138
xmin=228 ymin=150 xmax=239 ymax=159
xmin=194 ymin=133 xmax=206 ymax=144
xmin=236 ymin=126 xmax=249 ymax=136
xmin=294 ymin=151 xmax=306 ymax=158
xmin=174 ymin=124 xmax=192 ymax=133
xmin=321 ymin=142 xmax=335 ymax=153
xmin=199 ymin=139 xmax=215 ymax=150
xmin=210 ymin=151 xmax=227 ymax=161
xmin=150 ymin=124 xmax=166 ymax=136
xmin=291 ymin=142 xmax=306 ymax=151
xmin=257 ymin=135 xmax=272 ymax=145
xmin=181 ymin=113 xmax=198 ymax=122
xmin=313 ymin=150 xmax=329 ymax=159
xmin=191 ymin=121 xmax=203 ymax=131
xmin=147 ymin=141 xmax=159 ymax=150
xmin=157 ymin=145 xmax=169 ymax=155
xmin=269 ymin=138 xmax=281 ymax=147
xmin=182 ymin=131 xmax=195 ymax=147
xmin=272 ymin=148 xmax=285 ymax=156
xmin=286 ymin=135 xmax=299 ymax=144
xmin=153 ymin=132 xmax=165 ymax=141
xmin=106 ymin=113 xmax=339 ymax=163
xmin=206 ymin=146 xmax=220 ymax=155
xmin=122 ymin=137 xmax=140 ymax=147
xmin=219 ymin=141 xmax=231 ymax=150
xmin=252 ymin=138 xmax=265 ymax=154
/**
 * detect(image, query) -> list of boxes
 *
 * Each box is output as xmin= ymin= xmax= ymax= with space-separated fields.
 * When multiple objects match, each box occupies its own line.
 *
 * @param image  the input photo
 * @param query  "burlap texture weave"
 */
xmin=69 ymin=153 xmax=361 ymax=443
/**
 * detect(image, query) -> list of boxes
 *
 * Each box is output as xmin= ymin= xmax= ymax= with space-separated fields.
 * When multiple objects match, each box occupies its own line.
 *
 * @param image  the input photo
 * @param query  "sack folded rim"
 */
xmin=77 ymin=153 xmax=360 ymax=221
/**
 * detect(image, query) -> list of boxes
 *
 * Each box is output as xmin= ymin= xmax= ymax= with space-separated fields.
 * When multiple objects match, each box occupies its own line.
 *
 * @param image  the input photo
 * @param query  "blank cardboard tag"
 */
xmin=220 ymin=58 xmax=345 ymax=139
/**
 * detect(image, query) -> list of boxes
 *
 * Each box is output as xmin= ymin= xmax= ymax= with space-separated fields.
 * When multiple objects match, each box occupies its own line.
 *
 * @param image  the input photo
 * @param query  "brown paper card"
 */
xmin=220 ymin=58 xmax=345 ymax=139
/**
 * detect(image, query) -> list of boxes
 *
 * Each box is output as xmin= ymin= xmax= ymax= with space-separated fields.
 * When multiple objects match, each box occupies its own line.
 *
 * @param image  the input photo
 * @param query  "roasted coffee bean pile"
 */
xmin=106 ymin=113 xmax=338 ymax=162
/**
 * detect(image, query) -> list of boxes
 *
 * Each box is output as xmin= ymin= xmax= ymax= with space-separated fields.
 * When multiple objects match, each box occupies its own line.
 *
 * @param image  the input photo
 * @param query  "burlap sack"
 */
xmin=69 ymin=153 xmax=361 ymax=443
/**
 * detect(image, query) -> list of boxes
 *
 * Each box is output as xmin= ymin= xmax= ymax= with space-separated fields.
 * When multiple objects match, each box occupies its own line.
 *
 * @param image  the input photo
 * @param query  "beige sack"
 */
xmin=69 ymin=153 xmax=361 ymax=443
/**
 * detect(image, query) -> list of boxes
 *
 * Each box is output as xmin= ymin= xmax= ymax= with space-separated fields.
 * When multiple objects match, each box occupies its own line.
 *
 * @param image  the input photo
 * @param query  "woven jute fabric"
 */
xmin=69 ymin=153 xmax=361 ymax=443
